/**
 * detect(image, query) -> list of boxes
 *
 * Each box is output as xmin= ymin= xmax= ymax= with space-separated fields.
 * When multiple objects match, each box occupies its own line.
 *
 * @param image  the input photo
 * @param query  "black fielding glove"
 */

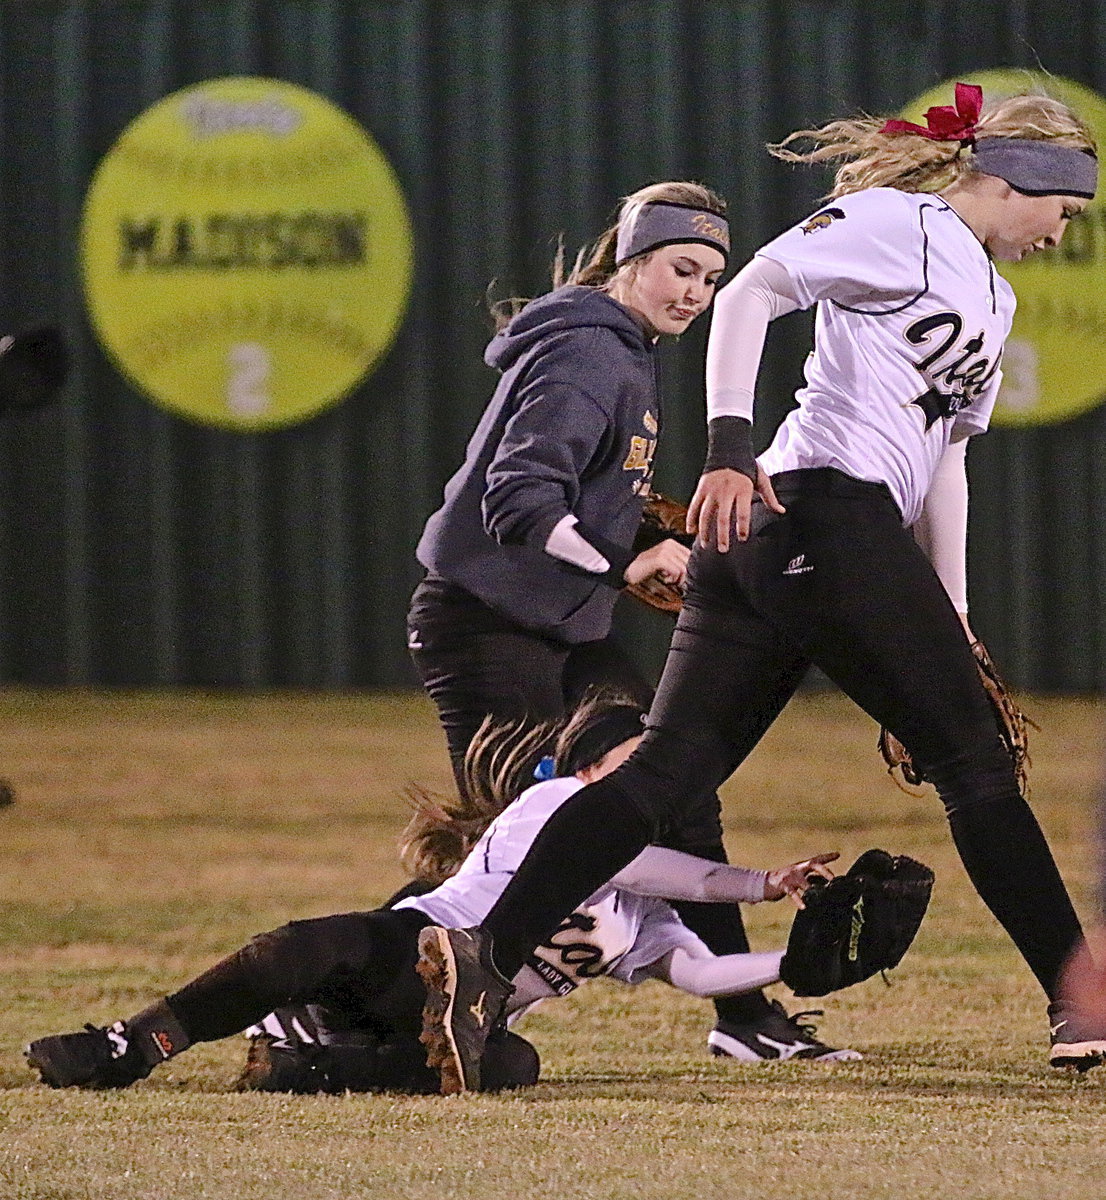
xmin=780 ymin=849 xmax=934 ymax=997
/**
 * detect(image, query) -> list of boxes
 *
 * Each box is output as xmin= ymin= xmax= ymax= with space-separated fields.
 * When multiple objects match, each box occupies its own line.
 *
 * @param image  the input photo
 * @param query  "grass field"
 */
xmin=1 ymin=686 xmax=1105 ymax=1200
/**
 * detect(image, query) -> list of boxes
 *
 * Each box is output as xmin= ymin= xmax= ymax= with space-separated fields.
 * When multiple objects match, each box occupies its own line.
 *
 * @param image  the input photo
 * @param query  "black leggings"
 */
xmin=408 ymin=578 xmax=654 ymax=787
xmin=407 ymin=577 xmax=770 ymax=1023
xmin=166 ymin=908 xmax=432 ymax=1044
xmin=483 ymin=470 xmax=1083 ymax=999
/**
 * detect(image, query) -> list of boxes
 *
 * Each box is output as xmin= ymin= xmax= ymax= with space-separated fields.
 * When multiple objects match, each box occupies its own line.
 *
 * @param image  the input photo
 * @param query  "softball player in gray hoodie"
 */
xmin=409 ymin=182 xmax=854 ymax=1061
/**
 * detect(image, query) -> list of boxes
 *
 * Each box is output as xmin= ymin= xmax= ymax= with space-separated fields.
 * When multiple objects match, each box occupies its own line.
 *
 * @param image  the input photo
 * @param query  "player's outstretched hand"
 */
xmin=764 ymin=852 xmax=839 ymax=908
xmin=687 ymin=466 xmax=785 ymax=552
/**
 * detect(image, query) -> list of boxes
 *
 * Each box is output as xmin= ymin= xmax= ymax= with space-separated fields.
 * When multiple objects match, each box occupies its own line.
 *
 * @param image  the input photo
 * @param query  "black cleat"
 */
xmin=236 ymin=1034 xmax=331 ymax=1094
xmin=480 ymin=1026 xmax=540 ymax=1091
xmin=708 ymin=1000 xmax=862 ymax=1062
xmin=416 ymin=925 xmax=513 ymax=1094
xmin=1048 ymin=1001 xmax=1106 ymax=1071
xmin=26 ymin=1022 xmax=152 ymax=1089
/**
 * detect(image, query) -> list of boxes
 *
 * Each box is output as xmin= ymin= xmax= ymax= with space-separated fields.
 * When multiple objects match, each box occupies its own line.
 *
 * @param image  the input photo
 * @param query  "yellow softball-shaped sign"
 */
xmin=81 ymin=77 xmax=414 ymax=430
xmin=904 ymin=71 xmax=1106 ymax=426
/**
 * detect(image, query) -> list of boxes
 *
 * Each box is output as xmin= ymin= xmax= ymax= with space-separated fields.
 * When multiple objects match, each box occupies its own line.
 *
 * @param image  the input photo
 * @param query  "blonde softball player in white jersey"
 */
xmin=414 ymin=83 xmax=1106 ymax=1088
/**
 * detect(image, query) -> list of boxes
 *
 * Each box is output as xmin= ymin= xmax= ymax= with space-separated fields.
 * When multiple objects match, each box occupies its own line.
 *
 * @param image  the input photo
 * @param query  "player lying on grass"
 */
xmin=25 ymin=692 xmax=856 ymax=1093
xmin=237 ymin=702 xmax=860 ymax=1095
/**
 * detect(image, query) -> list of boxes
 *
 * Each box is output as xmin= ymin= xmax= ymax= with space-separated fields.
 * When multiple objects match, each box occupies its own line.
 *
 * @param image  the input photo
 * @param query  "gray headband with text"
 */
xmin=972 ymin=138 xmax=1098 ymax=199
xmin=615 ymin=201 xmax=731 ymax=266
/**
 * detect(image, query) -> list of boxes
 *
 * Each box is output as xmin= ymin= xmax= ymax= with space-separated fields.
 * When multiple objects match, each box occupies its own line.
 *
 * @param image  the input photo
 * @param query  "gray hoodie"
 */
xmin=416 ymin=285 xmax=660 ymax=643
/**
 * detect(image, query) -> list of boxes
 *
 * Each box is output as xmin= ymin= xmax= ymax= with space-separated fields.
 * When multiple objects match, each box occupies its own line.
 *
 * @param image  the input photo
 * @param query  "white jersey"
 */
xmin=756 ymin=187 xmax=1016 ymax=526
xmin=394 ymin=777 xmax=707 ymax=1017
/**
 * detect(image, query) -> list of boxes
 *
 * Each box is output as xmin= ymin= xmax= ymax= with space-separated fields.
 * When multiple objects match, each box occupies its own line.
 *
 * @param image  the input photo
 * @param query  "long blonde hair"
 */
xmin=491 ymin=181 xmax=727 ymax=329
xmin=399 ymin=690 xmax=642 ymax=885
xmin=770 ymin=90 xmax=1096 ymax=198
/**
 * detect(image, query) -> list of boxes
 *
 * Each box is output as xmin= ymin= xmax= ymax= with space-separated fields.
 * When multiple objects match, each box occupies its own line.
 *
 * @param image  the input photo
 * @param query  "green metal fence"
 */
xmin=1 ymin=0 xmax=1103 ymax=688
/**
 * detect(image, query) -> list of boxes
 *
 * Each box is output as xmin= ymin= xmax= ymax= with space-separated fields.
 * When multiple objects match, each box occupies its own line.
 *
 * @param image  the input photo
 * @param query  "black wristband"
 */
xmin=703 ymin=416 xmax=757 ymax=483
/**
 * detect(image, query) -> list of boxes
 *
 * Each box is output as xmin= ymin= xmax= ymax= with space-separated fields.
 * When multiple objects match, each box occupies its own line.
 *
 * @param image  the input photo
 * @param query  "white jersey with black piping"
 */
xmin=757 ymin=187 xmax=1016 ymax=526
xmin=393 ymin=777 xmax=706 ymax=1017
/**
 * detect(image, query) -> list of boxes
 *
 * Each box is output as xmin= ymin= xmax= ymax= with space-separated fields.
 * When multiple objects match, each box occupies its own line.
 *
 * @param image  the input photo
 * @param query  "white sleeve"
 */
xmin=757 ymin=188 xmax=926 ymax=311
xmin=705 ymin=255 xmax=801 ymax=422
xmin=610 ymin=846 xmax=768 ymax=903
xmin=644 ymin=946 xmax=784 ymax=997
xmin=544 ymin=513 xmax=610 ymax=573
xmin=913 ymin=437 xmax=969 ymax=613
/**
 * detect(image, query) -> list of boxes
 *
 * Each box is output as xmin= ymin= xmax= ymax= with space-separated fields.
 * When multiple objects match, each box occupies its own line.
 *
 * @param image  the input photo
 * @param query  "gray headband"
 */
xmin=615 ymin=201 xmax=730 ymax=266
xmin=972 ymin=138 xmax=1098 ymax=199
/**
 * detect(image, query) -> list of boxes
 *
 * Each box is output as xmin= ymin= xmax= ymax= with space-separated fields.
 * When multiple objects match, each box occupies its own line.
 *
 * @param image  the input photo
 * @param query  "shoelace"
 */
xmin=789 ymin=1010 xmax=825 ymax=1039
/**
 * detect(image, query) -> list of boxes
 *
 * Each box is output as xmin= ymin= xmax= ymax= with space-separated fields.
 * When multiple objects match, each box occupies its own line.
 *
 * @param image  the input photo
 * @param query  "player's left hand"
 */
xmin=687 ymin=465 xmax=785 ymax=552
xmin=764 ymin=852 xmax=839 ymax=907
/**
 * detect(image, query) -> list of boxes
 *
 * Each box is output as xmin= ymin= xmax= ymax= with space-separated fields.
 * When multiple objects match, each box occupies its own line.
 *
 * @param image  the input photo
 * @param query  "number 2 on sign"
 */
xmin=226 ymin=342 xmax=272 ymax=417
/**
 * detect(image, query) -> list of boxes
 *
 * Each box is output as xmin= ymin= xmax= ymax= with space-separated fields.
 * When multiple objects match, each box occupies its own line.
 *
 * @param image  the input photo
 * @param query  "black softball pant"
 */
xmin=483 ymin=469 xmax=1082 ymax=999
xmin=407 ymin=576 xmax=772 ymax=1024
xmin=408 ymin=578 xmax=654 ymax=787
xmin=166 ymin=907 xmax=433 ymax=1045
xmin=160 ymin=887 xmax=536 ymax=1095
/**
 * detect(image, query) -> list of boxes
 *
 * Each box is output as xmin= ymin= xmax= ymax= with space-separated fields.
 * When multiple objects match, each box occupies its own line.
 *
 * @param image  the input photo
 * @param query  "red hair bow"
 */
xmin=880 ymin=82 xmax=983 ymax=144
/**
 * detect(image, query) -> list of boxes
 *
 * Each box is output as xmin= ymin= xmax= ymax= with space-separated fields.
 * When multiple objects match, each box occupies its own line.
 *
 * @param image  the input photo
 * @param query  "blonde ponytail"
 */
xmin=771 ymin=90 xmax=1095 ymax=198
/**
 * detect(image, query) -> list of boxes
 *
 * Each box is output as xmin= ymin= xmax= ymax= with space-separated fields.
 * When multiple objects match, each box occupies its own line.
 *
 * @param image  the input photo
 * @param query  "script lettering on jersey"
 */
xmin=527 ymin=910 xmax=613 ymax=995
xmin=543 ymin=911 xmax=607 ymax=978
xmin=903 ymin=311 xmax=1001 ymax=430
